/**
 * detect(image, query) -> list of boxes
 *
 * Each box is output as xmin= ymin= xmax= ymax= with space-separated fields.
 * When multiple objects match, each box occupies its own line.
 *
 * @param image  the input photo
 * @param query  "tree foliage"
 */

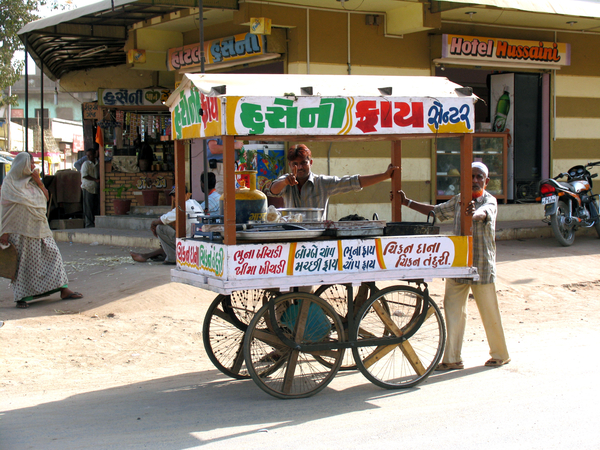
xmin=0 ymin=0 xmax=73 ymax=107
xmin=0 ymin=0 xmax=41 ymax=106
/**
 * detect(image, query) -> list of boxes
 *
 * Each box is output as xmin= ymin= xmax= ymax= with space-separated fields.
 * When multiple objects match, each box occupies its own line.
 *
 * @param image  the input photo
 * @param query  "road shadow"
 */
xmin=1 ymin=368 xmax=427 ymax=450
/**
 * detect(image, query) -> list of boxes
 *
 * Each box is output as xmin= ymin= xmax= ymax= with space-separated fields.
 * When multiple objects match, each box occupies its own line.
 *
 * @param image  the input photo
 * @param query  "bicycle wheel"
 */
xmin=351 ymin=285 xmax=445 ymax=389
xmin=202 ymin=289 xmax=277 ymax=379
xmin=243 ymin=292 xmax=345 ymax=399
xmin=314 ymin=283 xmax=379 ymax=370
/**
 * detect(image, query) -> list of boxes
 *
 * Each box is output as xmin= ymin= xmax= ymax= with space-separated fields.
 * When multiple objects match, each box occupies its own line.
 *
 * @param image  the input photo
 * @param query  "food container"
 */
xmin=278 ymin=207 xmax=325 ymax=222
xmin=384 ymin=211 xmax=440 ymax=236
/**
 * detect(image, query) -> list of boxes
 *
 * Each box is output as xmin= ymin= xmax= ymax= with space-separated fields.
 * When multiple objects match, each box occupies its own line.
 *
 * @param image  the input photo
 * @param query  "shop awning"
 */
xmin=166 ymin=73 xmax=479 ymax=139
xmin=443 ymin=0 xmax=600 ymax=18
xmin=18 ymin=0 xmax=237 ymax=81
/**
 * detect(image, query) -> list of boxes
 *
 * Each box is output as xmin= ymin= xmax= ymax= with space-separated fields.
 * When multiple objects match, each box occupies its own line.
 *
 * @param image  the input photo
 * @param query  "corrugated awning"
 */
xmin=443 ymin=0 xmax=600 ymax=18
xmin=18 ymin=0 xmax=237 ymax=81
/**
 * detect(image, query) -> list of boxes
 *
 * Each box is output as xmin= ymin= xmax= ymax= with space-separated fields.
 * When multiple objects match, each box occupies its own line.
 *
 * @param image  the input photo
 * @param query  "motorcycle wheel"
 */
xmin=551 ymin=200 xmax=575 ymax=246
xmin=591 ymin=200 xmax=600 ymax=238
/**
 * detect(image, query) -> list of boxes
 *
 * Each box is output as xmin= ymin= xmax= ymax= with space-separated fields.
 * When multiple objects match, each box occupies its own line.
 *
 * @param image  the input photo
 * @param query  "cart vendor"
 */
xmin=265 ymin=144 xmax=397 ymax=219
xmin=397 ymin=161 xmax=510 ymax=370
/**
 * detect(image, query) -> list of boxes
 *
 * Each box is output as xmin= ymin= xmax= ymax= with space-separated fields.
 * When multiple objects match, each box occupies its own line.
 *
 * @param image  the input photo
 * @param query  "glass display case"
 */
xmin=435 ymin=132 xmax=507 ymax=204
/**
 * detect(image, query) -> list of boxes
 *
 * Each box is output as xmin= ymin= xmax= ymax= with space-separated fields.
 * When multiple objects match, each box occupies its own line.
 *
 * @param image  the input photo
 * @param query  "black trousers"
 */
xmin=82 ymin=189 xmax=99 ymax=228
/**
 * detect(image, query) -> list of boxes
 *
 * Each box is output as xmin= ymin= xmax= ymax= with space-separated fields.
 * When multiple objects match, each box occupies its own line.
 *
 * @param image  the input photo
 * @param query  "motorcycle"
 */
xmin=538 ymin=161 xmax=600 ymax=246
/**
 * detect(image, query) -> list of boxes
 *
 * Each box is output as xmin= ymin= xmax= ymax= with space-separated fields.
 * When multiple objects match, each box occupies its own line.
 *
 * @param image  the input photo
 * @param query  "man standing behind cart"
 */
xmin=396 ymin=161 xmax=510 ymax=370
xmin=265 ymin=144 xmax=397 ymax=219
xmin=206 ymin=138 xmax=244 ymax=194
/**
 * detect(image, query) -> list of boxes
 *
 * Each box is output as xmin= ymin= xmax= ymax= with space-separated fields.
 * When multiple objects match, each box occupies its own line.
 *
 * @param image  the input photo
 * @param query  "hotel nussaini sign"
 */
xmin=441 ymin=34 xmax=570 ymax=68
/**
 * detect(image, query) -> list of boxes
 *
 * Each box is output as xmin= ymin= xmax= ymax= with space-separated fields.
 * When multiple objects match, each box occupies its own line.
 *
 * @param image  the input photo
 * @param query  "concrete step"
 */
xmin=130 ymin=205 xmax=172 ymax=215
xmin=96 ymin=214 xmax=160 ymax=231
xmin=53 ymin=227 xmax=159 ymax=249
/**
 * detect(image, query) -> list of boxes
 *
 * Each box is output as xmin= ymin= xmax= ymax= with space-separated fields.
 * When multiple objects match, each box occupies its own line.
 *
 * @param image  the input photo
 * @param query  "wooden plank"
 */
xmin=230 ymin=341 xmax=245 ymax=374
xmin=222 ymin=135 xmax=236 ymax=245
xmin=174 ymin=139 xmax=186 ymax=238
xmin=391 ymin=140 xmax=402 ymax=222
xmin=460 ymin=133 xmax=473 ymax=237
xmin=282 ymin=350 xmax=299 ymax=394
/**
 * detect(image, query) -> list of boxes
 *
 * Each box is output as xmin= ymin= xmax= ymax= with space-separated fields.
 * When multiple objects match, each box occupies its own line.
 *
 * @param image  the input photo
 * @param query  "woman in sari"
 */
xmin=0 ymin=152 xmax=82 ymax=308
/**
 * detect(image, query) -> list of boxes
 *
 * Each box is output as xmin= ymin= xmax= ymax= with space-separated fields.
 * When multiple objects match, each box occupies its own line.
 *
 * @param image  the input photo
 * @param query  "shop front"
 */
xmin=432 ymin=33 xmax=571 ymax=203
xmin=85 ymin=87 xmax=176 ymax=215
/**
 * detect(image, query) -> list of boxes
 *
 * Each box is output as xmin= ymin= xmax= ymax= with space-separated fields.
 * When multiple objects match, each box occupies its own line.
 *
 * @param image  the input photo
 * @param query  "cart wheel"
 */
xmin=351 ymin=285 xmax=445 ymax=389
xmin=243 ymin=292 xmax=345 ymax=399
xmin=203 ymin=290 xmax=277 ymax=379
xmin=314 ymin=283 xmax=379 ymax=370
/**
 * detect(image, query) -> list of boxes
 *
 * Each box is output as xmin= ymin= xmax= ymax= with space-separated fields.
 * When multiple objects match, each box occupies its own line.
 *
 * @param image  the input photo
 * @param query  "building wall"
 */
xmin=553 ymin=32 xmax=600 ymax=175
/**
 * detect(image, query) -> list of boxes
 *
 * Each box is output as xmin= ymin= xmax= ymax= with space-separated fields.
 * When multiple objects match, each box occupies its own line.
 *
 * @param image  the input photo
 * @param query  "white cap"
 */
xmin=472 ymin=162 xmax=489 ymax=178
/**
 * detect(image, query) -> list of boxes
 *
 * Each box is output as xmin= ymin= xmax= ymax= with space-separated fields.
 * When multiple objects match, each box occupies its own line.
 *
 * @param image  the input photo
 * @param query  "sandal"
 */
xmin=435 ymin=361 xmax=464 ymax=371
xmin=485 ymin=358 xmax=511 ymax=367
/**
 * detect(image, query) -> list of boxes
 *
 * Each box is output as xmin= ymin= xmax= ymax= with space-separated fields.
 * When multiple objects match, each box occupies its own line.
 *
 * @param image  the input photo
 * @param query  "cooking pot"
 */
xmin=384 ymin=211 xmax=440 ymax=236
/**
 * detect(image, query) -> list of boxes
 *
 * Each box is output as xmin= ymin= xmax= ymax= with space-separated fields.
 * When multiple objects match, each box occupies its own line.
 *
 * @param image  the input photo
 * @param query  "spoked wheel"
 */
xmin=314 ymin=283 xmax=379 ymax=370
xmin=202 ymin=289 xmax=277 ymax=379
xmin=551 ymin=200 xmax=576 ymax=246
xmin=351 ymin=285 xmax=445 ymax=389
xmin=243 ymin=292 xmax=345 ymax=399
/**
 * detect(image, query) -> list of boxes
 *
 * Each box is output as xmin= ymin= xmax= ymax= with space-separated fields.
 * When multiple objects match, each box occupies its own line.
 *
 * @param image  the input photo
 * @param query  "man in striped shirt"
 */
xmin=266 ymin=144 xmax=397 ymax=219
xmin=397 ymin=162 xmax=510 ymax=370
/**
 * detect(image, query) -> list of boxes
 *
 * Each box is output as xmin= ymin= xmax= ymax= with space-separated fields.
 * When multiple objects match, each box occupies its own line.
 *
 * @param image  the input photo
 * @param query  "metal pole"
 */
xmin=199 ymin=0 xmax=210 ymax=214
xmin=25 ymin=36 xmax=29 ymax=153
xmin=7 ymin=86 xmax=11 ymax=152
xmin=41 ymin=61 xmax=45 ymax=177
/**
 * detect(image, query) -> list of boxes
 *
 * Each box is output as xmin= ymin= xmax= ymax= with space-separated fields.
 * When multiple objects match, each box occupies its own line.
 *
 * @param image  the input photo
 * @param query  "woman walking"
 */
xmin=0 ymin=152 xmax=82 ymax=308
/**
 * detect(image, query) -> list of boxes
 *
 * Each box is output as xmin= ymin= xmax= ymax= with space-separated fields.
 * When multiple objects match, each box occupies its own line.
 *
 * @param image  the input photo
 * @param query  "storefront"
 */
xmin=432 ymin=33 xmax=571 ymax=202
xmin=85 ymin=87 xmax=176 ymax=215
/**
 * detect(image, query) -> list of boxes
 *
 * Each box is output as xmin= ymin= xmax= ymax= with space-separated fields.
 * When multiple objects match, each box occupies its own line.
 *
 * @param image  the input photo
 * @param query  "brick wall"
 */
xmin=104 ymin=171 xmax=174 ymax=215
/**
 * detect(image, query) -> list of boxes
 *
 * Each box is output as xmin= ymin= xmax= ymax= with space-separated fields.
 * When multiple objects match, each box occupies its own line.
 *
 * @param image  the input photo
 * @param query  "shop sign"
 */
xmin=72 ymin=134 xmax=83 ymax=152
xmin=167 ymin=32 xmax=266 ymax=71
xmin=98 ymin=88 xmax=171 ymax=107
xmin=225 ymin=96 xmax=474 ymax=136
xmin=171 ymin=94 xmax=474 ymax=138
xmin=176 ymin=235 xmax=469 ymax=280
xmin=83 ymin=102 xmax=102 ymax=120
xmin=171 ymin=86 xmax=222 ymax=139
xmin=442 ymin=34 xmax=570 ymax=67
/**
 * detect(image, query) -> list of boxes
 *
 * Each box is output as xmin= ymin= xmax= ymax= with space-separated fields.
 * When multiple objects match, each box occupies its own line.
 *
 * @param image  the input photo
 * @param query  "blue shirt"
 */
xmin=206 ymin=138 xmax=223 ymax=162
xmin=200 ymin=190 xmax=221 ymax=215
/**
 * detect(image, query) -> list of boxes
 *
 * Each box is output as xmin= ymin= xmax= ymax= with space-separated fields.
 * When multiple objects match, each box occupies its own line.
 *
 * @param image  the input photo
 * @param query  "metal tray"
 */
xmin=236 ymin=229 xmax=325 ymax=241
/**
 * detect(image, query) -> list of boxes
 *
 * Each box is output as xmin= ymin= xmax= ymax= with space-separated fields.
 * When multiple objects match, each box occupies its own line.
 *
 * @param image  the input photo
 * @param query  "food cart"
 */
xmin=165 ymin=74 xmax=479 ymax=399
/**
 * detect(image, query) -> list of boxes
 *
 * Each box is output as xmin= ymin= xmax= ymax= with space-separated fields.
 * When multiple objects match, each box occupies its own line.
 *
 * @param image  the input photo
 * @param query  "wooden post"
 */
xmin=174 ymin=139 xmax=186 ymax=238
xmin=99 ymin=144 xmax=106 ymax=216
xmin=222 ymin=135 xmax=236 ymax=245
xmin=391 ymin=140 xmax=402 ymax=222
xmin=460 ymin=133 xmax=473 ymax=236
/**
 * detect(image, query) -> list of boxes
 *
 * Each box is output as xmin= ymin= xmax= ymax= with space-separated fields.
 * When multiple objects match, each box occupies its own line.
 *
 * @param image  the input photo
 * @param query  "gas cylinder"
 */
xmin=220 ymin=170 xmax=267 ymax=223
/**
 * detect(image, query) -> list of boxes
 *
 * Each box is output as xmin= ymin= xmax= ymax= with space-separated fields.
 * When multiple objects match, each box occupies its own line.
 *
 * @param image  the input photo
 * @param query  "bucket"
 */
xmin=142 ymin=190 xmax=160 ymax=206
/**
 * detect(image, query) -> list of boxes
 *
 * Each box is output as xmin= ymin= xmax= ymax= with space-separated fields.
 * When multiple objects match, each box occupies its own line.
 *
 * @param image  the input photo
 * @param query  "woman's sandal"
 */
xmin=435 ymin=361 xmax=464 ymax=371
xmin=16 ymin=301 xmax=29 ymax=309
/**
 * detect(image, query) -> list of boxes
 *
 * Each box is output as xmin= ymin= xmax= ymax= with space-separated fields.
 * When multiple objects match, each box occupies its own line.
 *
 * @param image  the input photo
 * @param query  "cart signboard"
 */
xmin=175 ymin=235 xmax=472 ymax=283
xmin=167 ymin=74 xmax=477 ymax=140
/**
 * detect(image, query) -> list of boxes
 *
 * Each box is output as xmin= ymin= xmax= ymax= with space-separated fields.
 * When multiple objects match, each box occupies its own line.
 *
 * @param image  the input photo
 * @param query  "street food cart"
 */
xmin=165 ymin=74 xmax=479 ymax=399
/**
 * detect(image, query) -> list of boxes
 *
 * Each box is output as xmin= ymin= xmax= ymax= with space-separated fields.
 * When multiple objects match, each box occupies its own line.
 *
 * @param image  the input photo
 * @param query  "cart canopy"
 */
xmin=165 ymin=74 xmax=478 ymax=140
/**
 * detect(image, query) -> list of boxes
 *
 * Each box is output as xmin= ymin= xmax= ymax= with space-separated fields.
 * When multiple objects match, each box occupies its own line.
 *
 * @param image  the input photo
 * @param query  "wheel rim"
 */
xmin=203 ymin=290 xmax=276 ymax=379
xmin=244 ymin=293 xmax=345 ymax=399
xmin=352 ymin=286 xmax=445 ymax=389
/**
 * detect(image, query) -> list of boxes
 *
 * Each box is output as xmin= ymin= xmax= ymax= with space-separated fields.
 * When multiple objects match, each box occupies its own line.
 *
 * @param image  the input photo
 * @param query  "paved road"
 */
xmin=1 ymin=236 xmax=599 ymax=449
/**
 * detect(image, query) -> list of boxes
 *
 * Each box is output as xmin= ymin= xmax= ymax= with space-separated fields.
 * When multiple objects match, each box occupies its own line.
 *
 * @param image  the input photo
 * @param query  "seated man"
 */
xmin=265 ymin=144 xmax=397 ymax=219
xmin=200 ymin=172 xmax=220 ymax=215
xmin=130 ymin=184 xmax=204 ymax=265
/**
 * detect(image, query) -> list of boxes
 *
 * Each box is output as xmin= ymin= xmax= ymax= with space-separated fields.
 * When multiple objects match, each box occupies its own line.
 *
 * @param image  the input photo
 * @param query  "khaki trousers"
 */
xmin=442 ymin=278 xmax=509 ymax=364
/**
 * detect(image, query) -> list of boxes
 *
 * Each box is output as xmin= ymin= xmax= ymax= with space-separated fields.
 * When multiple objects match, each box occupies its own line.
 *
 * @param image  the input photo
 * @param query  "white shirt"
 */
xmin=160 ymin=199 xmax=203 ymax=237
xmin=200 ymin=190 xmax=221 ymax=215
xmin=80 ymin=160 xmax=99 ymax=194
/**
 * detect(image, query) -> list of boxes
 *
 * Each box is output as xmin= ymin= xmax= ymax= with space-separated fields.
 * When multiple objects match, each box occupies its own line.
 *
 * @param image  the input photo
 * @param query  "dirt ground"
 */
xmin=1 ymin=235 xmax=599 ymax=411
